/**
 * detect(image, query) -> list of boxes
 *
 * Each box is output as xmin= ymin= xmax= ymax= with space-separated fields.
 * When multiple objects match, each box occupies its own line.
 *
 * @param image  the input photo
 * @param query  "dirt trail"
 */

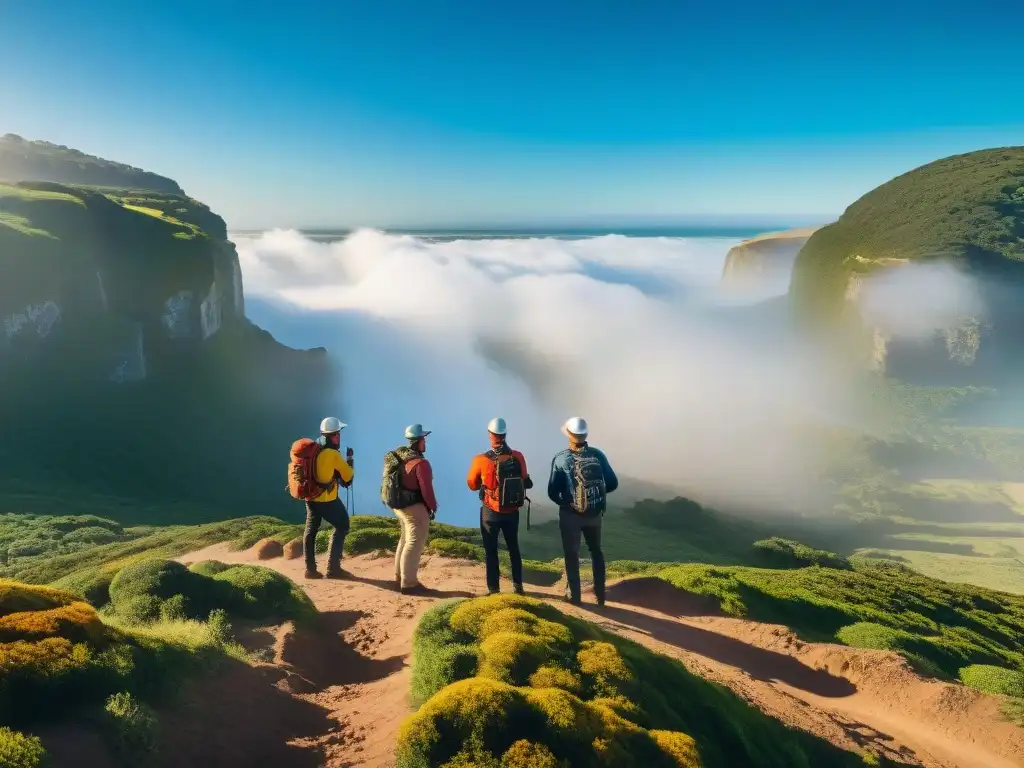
xmin=170 ymin=544 xmax=1024 ymax=768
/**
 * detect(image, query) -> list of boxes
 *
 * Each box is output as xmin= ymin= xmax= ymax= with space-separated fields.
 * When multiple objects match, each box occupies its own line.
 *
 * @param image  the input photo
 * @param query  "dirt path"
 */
xmin=172 ymin=545 xmax=1024 ymax=768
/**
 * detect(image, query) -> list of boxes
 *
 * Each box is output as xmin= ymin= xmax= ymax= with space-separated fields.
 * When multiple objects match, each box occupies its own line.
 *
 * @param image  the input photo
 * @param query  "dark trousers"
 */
xmin=559 ymin=510 xmax=604 ymax=602
xmin=480 ymin=506 xmax=523 ymax=592
xmin=304 ymin=497 xmax=349 ymax=571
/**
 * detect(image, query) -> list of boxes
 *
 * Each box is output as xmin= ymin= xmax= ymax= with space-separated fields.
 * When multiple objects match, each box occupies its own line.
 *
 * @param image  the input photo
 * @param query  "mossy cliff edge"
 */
xmin=0 ymin=138 xmax=332 ymax=522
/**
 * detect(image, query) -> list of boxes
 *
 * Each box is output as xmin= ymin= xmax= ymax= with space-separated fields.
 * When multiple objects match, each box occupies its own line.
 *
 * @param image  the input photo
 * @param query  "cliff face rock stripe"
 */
xmin=2 ymin=301 xmax=62 ymax=344
xmin=720 ymin=226 xmax=821 ymax=296
xmin=1 ymin=179 xmax=247 ymax=383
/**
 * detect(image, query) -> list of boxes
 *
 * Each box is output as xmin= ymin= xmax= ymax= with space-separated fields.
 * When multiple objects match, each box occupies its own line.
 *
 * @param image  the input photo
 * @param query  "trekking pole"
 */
xmin=525 ymin=497 xmax=532 ymax=531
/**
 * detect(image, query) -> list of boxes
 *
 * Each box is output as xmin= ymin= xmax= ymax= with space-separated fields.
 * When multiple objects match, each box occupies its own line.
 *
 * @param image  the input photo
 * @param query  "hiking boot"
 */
xmin=564 ymin=595 xmax=582 ymax=607
xmin=304 ymin=569 xmax=324 ymax=580
xmin=325 ymin=567 xmax=350 ymax=580
xmin=595 ymin=595 xmax=606 ymax=607
xmin=513 ymin=584 xmax=525 ymax=596
xmin=401 ymin=583 xmax=436 ymax=597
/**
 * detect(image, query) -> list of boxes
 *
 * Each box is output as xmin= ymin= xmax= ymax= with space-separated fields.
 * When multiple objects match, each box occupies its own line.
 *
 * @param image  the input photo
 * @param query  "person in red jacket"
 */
xmin=390 ymin=423 xmax=438 ymax=596
xmin=467 ymin=417 xmax=533 ymax=595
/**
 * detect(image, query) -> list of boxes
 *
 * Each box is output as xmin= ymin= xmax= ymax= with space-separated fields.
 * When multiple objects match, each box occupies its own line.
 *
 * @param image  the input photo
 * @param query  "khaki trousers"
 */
xmin=393 ymin=502 xmax=430 ymax=588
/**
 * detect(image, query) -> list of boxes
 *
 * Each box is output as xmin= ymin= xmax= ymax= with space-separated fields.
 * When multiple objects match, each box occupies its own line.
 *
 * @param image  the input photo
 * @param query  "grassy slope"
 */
xmin=652 ymin=560 xmax=1024 ymax=678
xmin=399 ymin=594 xmax=890 ymax=767
xmin=790 ymin=146 xmax=1024 ymax=322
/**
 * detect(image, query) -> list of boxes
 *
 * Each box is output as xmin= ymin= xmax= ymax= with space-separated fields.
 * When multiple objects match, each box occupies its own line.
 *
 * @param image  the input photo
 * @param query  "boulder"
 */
xmin=283 ymin=538 xmax=304 ymax=560
xmin=253 ymin=538 xmax=284 ymax=560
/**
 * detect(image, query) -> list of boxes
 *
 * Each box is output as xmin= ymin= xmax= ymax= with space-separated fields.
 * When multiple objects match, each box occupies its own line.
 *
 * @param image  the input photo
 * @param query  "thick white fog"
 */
xmin=234 ymin=229 xmax=987 ymax=526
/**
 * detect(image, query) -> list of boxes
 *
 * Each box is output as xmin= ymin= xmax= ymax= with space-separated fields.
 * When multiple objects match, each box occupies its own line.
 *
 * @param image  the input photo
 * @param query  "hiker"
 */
xmin=547 ymin=417 xmax=618 ymax=606
xmin=466 ymin=417 xmax=533 ymax=596
xmin=381 ymin=424 xmax=438 ymax=596
xmin=290 ymin=417 xmax=354 ymax=580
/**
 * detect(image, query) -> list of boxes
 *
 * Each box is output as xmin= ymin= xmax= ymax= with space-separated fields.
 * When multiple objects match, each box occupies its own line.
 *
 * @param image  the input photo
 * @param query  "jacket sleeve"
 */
xmin=515 ymin=451 xmax=534 ymax=490
xmin=416 ymin=459 xmax=439 ymax=512
xmin=325 ymin=450 xmax=354 ymax=486
xmin=597 ymin=450 xmax=619 ymax=494
xmin=547 ymin=455 xmax=564 ymax=506
xmin=466 ymin=456 xmax=483 ymax=491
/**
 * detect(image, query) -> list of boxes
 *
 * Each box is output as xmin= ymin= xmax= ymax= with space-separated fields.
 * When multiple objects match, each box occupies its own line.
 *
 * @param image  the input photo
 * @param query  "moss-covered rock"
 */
xmin=399 ymin=594 xmax=873 ymax=767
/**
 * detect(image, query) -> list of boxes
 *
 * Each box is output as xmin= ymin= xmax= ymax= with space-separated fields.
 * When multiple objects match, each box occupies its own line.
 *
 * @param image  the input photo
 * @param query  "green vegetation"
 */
xmin=751 ymin=538 xmax=851 ymax=570
xmin=958 ymin=664 xmax=1023 ymax=696
xmin=1 ymin=167 xmax=333 ymax=527
xmin=399 ymin=594 xmax=887 ymax=767
xmin=0 ymin=727 xmax=47 ymax=768
xmin=107 ymin=557 xmax=314 ymax=625
xmin=791 ymin=147 xmax=1024 ymax=323
xmin=651 ymin=560 xmax=1024 ymax=678
xmin=1 ymin=134 xmax=182 ymax=193
xmin=100 ymin=691 xmax=158 ymax=763
xmin=0 ymin=579 xmax=236 ymax=728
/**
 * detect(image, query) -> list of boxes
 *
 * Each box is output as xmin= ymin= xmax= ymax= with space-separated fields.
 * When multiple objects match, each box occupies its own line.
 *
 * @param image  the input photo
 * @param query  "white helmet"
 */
xmin=320 ymin=416 xmax=346 ymax=435
xmin=404 ymin=423 xmax=432 ymax=440
xmin=487 ymin=417 xmax=507 ymax=436
xmin=561 ymin=416 xmax=588 ymax=438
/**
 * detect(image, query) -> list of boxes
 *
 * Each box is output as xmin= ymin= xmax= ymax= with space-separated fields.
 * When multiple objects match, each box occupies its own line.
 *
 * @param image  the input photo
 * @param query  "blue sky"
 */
xmin=2 ymin=0 xmax=1022 ymax=229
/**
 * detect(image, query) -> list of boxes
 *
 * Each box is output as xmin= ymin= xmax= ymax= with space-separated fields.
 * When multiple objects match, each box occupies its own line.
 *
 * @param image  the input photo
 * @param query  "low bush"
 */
xmin=958 ymin=664 xmax=1024 ymax=697
xmin=51 ymin=568 xmax=115 ymax=607
xmin=101 ymin=691 xmax=158 ymax=763
xmin=0 ymin=727 xmax=47 ymax=768
xmin=751 ymin=538 xmax=851 ymax=570
xmin=428 ymin=538 xmax=484 ymax=562
xmin=398 ymin=593 xmax=874 ymax=767
xmin=344 ymin=527 xmax=400 ymax=555
xmin=187 ymin=560 xmax=232 ymax=577
xmin=212 ymin=564 xmax=315 ymax=622
xmin=108 ymin=558 xmax=314 ymax=625
xmin=0 ymin=579 xmax=235 ymax=727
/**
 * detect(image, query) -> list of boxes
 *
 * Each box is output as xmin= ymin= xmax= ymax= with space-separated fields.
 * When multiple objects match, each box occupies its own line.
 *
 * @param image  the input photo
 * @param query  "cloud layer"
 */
xmin=236 ymin=228 xmax=851 ymax=525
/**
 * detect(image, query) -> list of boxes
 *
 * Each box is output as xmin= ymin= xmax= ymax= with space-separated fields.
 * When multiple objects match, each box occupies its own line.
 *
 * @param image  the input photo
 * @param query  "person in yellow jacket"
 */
xmin=304 ymin=417 xmax=354 ymax=579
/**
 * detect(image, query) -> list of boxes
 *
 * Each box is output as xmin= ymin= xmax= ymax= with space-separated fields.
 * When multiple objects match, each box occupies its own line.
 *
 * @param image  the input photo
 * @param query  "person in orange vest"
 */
xmin=466 ymin=417 xmax=533 ymax=595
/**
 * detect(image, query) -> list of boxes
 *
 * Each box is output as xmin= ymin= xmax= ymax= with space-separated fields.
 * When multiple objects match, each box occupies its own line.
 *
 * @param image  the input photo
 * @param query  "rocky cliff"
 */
xmin=0 ymin=133 xmax=182 ymax=193
xmin=0 ymin=146 xmax=333 ymax=522
xmin=790 ymin=147 xmax=1024 ymax=383
xmin=720 ymin=227 xmax=820 ymax=298
xmin=0 ymin=181 xmax=246 ymax=382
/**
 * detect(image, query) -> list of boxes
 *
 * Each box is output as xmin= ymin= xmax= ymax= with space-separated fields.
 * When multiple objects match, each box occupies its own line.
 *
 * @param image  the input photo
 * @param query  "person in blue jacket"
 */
xmin=547 ymin=417 xmax=618 ymax=606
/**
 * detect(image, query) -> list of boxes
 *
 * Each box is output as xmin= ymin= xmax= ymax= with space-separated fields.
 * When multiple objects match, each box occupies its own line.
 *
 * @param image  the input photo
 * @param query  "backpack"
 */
xmin=570 ymin=449 xmax=606 ymax=514
xmin=488 ymin=448 xmax=525 ymax=509
xmin=381 ymin=448 xmax=423 ymax=509
xmin=287 ymin=438 xmax=329 ymax=500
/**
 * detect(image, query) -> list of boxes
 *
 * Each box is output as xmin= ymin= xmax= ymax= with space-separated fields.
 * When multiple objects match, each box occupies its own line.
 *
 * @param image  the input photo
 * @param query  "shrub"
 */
xmin=101 ymin=692 xmax=158 ymax=762
xmin=61 ymin=527 xmax=121 ymax=546
xmin=835 ymin=622 xmax=911 ymax=652
xmin=187 ymin=560 xmax=232 ymax=577
xmin=212 ymin=565 xmax=316 ymax=622
xmin=109 ymin=559 xmax=313 ymax=625
xmin=344 ymin=527 xmax=400 ymax=556
xmin=751 ymin=538 xmax=851 ymax=570
xmin=400 ymin=594 xmax=869 ymax=767
xmin=108 ymin=559 xmax=208 ymax=614
xmin=0 ymin=727 xmax=47 ymax=768
xmin=959 ymin=664 xmax=1024 ymax=696
xmin=159 ymin=594 xmax=189 ymax=622
xmin=51 ymin=568 xmax=114 ymax=607
xmin=428 ymin=538 xmax=484 ymax=562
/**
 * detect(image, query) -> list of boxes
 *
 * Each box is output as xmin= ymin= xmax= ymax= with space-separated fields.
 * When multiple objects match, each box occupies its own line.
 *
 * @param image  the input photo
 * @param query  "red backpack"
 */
xmin=287 ymin=438 xmax=327 ymax=500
